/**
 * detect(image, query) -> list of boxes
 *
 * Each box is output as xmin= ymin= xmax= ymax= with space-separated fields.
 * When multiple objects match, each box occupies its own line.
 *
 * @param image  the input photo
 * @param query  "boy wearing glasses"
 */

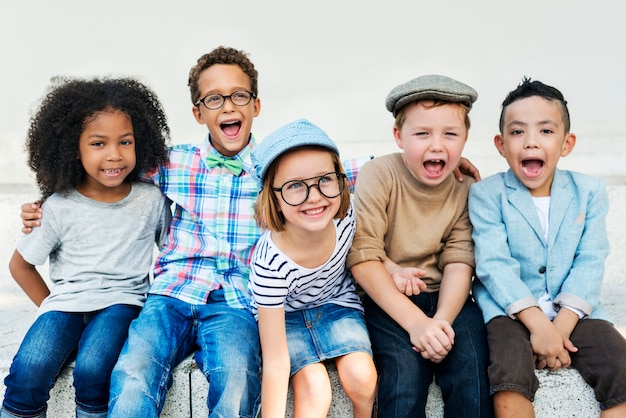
xmin=106 ymin=46 xmax=264 ymax=417
xmin=18 ymin=50 xmax=482 ymax=416
xmin=19 ymin=46 xmax=365 ymax=417
xmin=347 ymin=75 xmax=493 ymax=418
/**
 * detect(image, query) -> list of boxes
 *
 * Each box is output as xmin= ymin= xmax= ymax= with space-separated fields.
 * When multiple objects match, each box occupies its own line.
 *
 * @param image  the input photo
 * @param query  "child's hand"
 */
xmin=454 ymin=157 xmax=481 ymax=182
xmin=530 ymin=323 xmax=572 ymax=371
xmin=408 ymin=317 xmax=455 ymax=363
xmin=390 ymin=267 xmax=427 ymax=296
xmin=21 ymin=201 xmax=42 ymax=234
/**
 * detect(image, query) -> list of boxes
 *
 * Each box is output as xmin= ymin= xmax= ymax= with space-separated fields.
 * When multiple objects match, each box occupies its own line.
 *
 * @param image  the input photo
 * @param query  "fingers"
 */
xmin=418 ymin=328 xmax=454 ymax=361
xmin=535 ymin=357 xmax=547 ymax=370
xmin=21 ymin=218 xmax=41 ymax=231
xmin=404 ymin=279 xmax=426 ymax=296
xmin=563 ymin=338 xmax=579 ymax=353
xmin=20 ymin=202 xmax=42 ymax=234
xmin=21 ymin=201 xmax=41 ymax=212
xmin=395 ymin=268 xmax=427 ymax=296
xmin=535 ymin=353 xmax=571 ymax=370
xmin=453 ymin=167 xmax=463 ymax=182
xmin=21 ymin=202 xmax=42 ymax=221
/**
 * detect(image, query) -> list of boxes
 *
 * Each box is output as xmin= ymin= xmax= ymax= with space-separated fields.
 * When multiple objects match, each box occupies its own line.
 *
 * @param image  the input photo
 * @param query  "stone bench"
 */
xmin=1 ymin=184 xmax=625 ymax=417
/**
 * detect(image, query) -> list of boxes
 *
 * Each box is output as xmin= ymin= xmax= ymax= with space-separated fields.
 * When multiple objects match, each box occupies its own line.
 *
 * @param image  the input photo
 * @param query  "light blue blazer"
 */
xmin=468 ymin=169 xmax=611 ymax=324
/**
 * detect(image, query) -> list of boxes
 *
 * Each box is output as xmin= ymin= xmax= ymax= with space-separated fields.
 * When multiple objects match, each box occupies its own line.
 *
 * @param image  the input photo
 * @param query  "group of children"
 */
xmin=2 ymin=45 xmax=625 ymax=418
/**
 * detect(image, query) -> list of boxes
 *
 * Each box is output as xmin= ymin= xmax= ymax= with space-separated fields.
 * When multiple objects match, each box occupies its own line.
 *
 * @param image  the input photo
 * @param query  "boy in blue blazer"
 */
xmin=468 ymin=78 xmax=626 ymax=417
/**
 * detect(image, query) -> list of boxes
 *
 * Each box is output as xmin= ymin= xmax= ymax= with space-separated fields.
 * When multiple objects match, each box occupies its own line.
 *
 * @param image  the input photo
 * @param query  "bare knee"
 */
xmin=292 ymin=363 xmax=332 ymax=416
xmin=335 ymin=353 xmax=377 ymax=410
xmin=493 ymin=390 xmax=534 ymax=418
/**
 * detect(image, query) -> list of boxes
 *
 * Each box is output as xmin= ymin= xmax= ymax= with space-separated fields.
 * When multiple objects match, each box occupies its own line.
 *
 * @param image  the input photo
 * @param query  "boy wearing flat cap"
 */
xmin=347 ymin=75 xmax=493 ymax=417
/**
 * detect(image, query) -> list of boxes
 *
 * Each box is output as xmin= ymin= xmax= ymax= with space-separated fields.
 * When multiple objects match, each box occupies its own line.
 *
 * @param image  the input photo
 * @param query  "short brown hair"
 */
xmin=187 ymin=46 xmax=258 ymax=105
xmin=253 ymin=146 xmax=351 ymax=232
xmin=394 ymin=100 xmax=471 ymax=131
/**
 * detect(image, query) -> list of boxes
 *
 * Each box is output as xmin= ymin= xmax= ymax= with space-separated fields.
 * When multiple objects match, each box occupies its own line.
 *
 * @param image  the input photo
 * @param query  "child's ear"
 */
xmin=493 ymin=134 xmax=506 ymax=157
xmin=393 ymin=126 xmax=404 ymax=150
xmin=252 ymin=96 xmax=261 ymax=117
xmin=560 ymin=133 xmax=576 ymax=157
xmin=192 ymin=105 xmax=205 ymax=125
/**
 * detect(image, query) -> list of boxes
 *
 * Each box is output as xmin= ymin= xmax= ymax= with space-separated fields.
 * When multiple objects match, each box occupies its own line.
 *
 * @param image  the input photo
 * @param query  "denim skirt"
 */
xmin=285 ymin=303 xmax=373 ymax=375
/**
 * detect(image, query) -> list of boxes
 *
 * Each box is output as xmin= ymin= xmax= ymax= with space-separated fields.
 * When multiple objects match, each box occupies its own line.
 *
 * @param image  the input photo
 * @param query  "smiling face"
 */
xmin=272 ymin=148 xmax=341 ymax=236
xmin=77 ymin=109 xmax=136 ymax=200
xmin=192 ymin=64 xmax=261 ymax=157
xmin=495 ymin=96 xmax=576 ymax=197
xmin=393 ymin=101 xmax=468 ymax=186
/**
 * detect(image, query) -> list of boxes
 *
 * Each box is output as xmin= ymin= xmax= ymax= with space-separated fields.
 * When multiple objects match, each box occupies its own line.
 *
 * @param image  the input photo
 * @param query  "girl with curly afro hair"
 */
xmin=2 ymin=76 xmax=172 ymax=418
xmin=26 ymin=76 xmax=170 ymax=200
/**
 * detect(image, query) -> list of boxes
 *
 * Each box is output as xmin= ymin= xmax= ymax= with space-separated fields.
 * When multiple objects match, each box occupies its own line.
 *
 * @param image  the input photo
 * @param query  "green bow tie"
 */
xmin=206 ymin=153 xmax=243 ymax=176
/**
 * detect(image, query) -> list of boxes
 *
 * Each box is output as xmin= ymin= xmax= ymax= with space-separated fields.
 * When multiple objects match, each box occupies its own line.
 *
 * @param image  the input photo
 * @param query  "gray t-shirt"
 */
xmin=17 ymin=182 xmax=170 ymax=315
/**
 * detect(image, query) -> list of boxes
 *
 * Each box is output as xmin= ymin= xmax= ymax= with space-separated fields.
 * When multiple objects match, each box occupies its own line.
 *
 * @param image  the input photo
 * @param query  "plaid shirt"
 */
xmin=144 ymin=133 xmax=369 ymax=310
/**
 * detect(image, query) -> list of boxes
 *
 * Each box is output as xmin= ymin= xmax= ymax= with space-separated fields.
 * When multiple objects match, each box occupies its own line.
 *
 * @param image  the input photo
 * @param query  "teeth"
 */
xmin=104 ymin=169 xmax=121 ymax=174
xmin=304 ymin=207 xmax=324 ymax=215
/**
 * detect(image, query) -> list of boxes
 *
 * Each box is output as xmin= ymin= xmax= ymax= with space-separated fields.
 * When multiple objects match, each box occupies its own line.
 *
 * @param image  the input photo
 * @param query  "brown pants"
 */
xmin=486 ymin=316 xmax=626 ymax=409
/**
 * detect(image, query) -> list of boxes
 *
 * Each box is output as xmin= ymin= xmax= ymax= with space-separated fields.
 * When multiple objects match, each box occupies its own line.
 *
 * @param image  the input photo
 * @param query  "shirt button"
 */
xmin=539 ymin=266 xmax=547 ymax=274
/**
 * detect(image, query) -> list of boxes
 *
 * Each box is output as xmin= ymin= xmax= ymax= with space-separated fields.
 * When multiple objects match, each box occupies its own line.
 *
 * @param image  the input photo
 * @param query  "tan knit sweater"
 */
xmin=346 ymin=153 xmax=475 ymax=292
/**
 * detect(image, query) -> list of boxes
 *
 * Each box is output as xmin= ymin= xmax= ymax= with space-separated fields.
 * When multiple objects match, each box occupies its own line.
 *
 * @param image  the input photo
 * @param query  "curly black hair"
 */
xmin=187 ymin=46 xmax=258 ymax=106
xmin=26 ymin=76 xmax=170 ymax=200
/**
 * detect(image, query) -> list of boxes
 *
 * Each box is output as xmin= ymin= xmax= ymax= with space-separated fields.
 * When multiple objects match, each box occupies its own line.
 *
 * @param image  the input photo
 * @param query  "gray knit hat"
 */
xmin=251 ymin=118 xmax=339 ymax=187
xmin=385 ymin=74 xmax=478 ymax=117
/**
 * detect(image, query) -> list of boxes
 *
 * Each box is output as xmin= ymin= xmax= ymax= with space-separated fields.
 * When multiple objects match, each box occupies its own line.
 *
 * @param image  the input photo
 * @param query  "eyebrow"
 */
xmin=506 ymin=119 xmax=557 ymax=128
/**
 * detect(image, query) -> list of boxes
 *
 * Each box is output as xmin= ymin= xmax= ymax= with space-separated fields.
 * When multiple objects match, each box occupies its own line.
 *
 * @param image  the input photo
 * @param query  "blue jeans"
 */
xmin=1 ymin=305 xmax=140 ymax=418
xmin=108 ymin=291 xmax=262 ymax=418
xmin=364 ymin=293 xmax=493 ymax=418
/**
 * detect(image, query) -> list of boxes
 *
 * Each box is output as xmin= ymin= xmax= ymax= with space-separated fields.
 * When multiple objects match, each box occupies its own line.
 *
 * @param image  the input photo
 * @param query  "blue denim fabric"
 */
xmin=1 ymin=305 xmax=139 ymax=418
xmin=364 ymin=293 xmax=493 ymax=418
xmin=285 ymin=304 xmax=372 ymax=375
xmin=108 ymin=290 xmax=262 ymax=418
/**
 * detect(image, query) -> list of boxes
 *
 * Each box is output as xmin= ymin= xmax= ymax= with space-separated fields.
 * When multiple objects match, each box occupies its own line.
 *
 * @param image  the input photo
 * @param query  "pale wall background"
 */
xmin=2 ymin=0 xmax=625 ymax=189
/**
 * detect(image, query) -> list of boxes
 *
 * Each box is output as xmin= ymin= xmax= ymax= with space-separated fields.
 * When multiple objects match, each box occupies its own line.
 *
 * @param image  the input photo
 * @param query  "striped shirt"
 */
xmin=143 ymin=133 xmax=369 ymax=311
xmin=250 ymin=204 xmax=363 ymax=314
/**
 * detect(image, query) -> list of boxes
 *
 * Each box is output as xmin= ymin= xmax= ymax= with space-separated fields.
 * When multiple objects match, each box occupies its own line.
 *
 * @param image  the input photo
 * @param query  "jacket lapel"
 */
xmin=504 ymin=170 xmax=546 ymax=245
xmin=546 ymin=170 xmax=573 ymax=248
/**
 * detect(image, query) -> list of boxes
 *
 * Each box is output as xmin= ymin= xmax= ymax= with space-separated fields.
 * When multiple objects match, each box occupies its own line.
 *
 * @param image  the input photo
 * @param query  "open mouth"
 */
xmin=221 ymin=120 xmax=242 ymax=138
xmin=522 ymin=159 xmax=544 ymax=177
xmin=423 ymin=159 xmax=446 ymax=177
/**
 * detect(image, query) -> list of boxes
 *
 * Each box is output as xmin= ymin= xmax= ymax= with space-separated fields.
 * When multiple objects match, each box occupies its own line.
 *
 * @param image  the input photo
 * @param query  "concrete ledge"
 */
xmin=1 ymin=185 xmax=625 ymax=417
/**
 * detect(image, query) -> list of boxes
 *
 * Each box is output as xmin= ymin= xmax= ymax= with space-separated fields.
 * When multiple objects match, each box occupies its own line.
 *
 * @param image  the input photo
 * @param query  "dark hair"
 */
xmin=26 ymin=76 xmax=170 ymax=200
xmin=188 ymin=46 xmax=259 ymax=105
xmin=499 ymin=77 xmax=570 ymax=133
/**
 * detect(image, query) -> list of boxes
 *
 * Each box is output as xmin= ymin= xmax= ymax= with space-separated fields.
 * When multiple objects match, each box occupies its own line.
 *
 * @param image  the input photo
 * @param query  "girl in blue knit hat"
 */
xmin=249 ymin=119 xmax=377 ymax=418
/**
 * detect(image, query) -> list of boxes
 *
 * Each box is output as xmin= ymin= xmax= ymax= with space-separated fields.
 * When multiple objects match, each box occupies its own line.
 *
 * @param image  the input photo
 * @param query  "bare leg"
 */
xmin=291 ymin=363 xmax=332 ymax=418
xmin=600 ymin=402 xmax=626 ymax=418
xmin=335 ymin=352 xmax=377 ymax=418
xmin=494 ymin=391 xmax=534 ymax=418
